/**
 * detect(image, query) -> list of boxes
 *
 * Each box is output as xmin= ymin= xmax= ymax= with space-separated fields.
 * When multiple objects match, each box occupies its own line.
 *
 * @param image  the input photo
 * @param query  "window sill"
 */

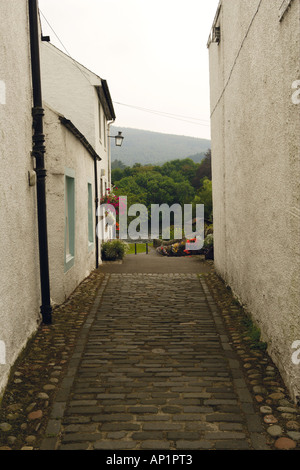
xmin=65 ymin=254 xmax=74 ymax=272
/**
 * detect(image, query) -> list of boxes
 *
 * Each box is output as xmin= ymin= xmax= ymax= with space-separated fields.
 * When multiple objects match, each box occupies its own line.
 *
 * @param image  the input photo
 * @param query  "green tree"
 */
xmin=193 ymin=177 xmax=213 ymax=221
xmin=111 ymin=159 xmax=127 ymax=170
xmin=192 ymin=149 xmax=211 ymax=189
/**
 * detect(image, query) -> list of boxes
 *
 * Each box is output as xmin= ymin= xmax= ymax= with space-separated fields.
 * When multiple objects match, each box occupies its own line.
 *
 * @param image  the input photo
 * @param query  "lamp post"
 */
xmin=109 ymin=131 xmax=124 ymax=147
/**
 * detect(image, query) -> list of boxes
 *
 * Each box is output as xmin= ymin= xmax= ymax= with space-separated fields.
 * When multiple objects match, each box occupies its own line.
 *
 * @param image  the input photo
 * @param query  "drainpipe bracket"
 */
xmin=34 ymin=167 xmax=47 ymax=178
xmin=32 ymin=106 xmax=45 ymax=117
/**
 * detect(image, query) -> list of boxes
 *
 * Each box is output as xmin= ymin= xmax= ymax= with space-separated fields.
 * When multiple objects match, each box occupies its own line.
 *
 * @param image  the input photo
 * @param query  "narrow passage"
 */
xmin=54 ymin=273 xmax=267 ymax=450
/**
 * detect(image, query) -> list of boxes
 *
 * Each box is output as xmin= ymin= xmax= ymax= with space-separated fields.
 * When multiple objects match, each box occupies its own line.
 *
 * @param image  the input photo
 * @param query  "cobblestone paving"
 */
xmin=42 ymin=273 xmax=270 ymax=450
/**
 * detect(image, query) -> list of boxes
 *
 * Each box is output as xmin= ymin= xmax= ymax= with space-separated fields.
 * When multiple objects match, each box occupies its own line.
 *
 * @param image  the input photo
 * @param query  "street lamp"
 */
xmin=109 ymin=131 xmax=124 ymax=147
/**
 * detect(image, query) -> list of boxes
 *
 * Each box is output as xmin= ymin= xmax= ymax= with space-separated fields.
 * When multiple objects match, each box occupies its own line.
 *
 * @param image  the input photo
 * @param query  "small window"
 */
xmin=103 ymin=114 xmax=107 ymax=148
xmin=100 ymin=177 xmax=103 ymax=198
xmin=88 ymin=182 xmax=94 ymax=249
xmin=98 ymin=102 xmax=102 ymax=142
xmin=212 ymin=26 xmax=221 ymax=44
xmin=65 ymin=169 xmax=75 ymax=272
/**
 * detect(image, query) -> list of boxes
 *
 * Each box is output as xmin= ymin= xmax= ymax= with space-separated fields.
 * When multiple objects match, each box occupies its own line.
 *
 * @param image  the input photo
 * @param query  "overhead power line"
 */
xmin=113 ymin=102 xmax=210 ymax=127
xmin=39 ymin=10 xmax=211 ymax=129
xmin=40 ymin=10 xmax=73 ymax=58
xmin=39 ymin=10 xmax=93 ymax=85
xmin=210 ymin=0 xmax=263 ymax=118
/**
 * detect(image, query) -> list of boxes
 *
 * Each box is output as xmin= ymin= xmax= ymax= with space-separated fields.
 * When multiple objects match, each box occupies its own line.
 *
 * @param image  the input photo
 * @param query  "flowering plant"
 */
xmin=100 ymin=187 xmax=120 ymax=216
xmin=100 ymin=187 xmax=127 ymax=218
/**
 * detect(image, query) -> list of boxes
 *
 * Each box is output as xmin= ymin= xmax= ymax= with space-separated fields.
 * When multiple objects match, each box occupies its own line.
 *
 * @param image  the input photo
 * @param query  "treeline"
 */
xmin=111 ymin=150 xmax=212 ymax=221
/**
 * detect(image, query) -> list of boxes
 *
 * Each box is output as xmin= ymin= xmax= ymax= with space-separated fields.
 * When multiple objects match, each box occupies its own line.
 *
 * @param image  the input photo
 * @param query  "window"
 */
xmin=100 ymin=177 xmax=103 ymax=198
xmin=207 ymin=4 xmax=221 ymax=47
xmin=98 ymin=101 xmax=102 ymax=142
xmin=88 ymin=182 xmax=94 ymax=249
xmin=65 ymin=169 xmax=75 ymax=272
xmin=103 ymin=114 xmax=107 ymax=148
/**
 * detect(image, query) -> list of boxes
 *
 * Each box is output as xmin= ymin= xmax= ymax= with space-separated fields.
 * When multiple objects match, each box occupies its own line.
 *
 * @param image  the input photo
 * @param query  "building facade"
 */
xmin=208 ymin=0 xmax=300 ymax=401
xmin=40 ymin=42 xmax=116 ymax=249
xmin=0 ymin=0 xmax=117 ymax=396
xmin=0 ymin=0 xmax=41 ymax=393
xmin=44 ymin=104 xmax=100 ymax=305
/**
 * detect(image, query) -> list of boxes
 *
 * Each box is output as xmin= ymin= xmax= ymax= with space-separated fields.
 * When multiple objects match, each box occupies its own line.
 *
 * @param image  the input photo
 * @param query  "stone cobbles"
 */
xmin=0 ymin=270 xmax=106 ymax=451
xmin=1 ymin=265 xmax=299 ymax=451
xmin=42 ymin=273 xmax=275 ymax=450
xmin=204 ymin=273 xmax=300 ymax=450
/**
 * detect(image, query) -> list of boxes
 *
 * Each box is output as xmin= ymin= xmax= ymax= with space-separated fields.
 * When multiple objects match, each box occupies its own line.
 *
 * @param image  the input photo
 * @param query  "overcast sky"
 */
xmin=38 ymin=0 xmax=219 ymax=140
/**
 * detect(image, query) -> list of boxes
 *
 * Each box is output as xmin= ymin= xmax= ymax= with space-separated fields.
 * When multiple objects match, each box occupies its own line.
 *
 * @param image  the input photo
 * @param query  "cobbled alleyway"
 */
xmin=1 ymin=253 xmax=299 ymax=452
xmin=41 ymin=268 xmax=272 ymax=451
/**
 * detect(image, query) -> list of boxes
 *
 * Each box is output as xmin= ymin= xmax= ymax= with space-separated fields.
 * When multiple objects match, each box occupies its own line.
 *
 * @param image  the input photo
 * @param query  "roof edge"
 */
xmin=97 ymin=79 xmax=116 ymax=121
xmin=207 ymin=1 xmax=222 ymax=48
xmin=59 ymin=116 xmax=101 ymax=161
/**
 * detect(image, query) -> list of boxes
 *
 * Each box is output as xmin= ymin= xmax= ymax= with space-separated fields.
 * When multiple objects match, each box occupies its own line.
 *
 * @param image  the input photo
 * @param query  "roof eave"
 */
xmin=59 ymin=116 xmax=101 ymax=161
xmin=97 ymin=79 xmax=116 ymax=121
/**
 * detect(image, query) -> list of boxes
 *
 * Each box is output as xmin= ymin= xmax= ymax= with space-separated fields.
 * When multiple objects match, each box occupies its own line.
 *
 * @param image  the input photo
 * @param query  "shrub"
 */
xmin=204 ymin=233 xmax=214 ymax=248
xmin=101 ymin=240 xmax=129 ymax=261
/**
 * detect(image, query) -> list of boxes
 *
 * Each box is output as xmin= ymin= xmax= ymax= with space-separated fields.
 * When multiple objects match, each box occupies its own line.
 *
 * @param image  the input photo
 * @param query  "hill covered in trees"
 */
xmin=109 ymin=150 xmax=212 ymax=222
xmin=110 ymin=127 xmax=211 ymax=167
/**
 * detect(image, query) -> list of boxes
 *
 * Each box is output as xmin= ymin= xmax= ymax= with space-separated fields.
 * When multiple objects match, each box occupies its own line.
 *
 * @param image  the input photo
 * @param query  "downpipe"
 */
xmin=94 ymin=157 xmax=99 ymax=269
xmin=28 ymin=0 xmax=52 ymax=324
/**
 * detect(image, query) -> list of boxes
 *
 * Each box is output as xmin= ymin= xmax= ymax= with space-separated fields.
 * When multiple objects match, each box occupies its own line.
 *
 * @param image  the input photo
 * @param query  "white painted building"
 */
xmin=40 ymin=42 xmax=116 ymax=248
xmin=0 ymin=0 xmax=41 ymax=394
xmin=0 ymin=0 xmax=118 ymax=396
xmin=44 ymin=104 xmax=100 ymax=305
xmin=208 ymin=0 xmax=300 ymax=401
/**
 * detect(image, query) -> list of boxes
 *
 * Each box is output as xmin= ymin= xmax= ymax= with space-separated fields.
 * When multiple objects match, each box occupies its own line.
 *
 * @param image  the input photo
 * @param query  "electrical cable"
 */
xmin=39 ymin=10 xmax=211 ymax=128
xmin=210 ymin=0 xmax=263 ymax=118
xmin=113 ymin=102 xmax=210 ymax=126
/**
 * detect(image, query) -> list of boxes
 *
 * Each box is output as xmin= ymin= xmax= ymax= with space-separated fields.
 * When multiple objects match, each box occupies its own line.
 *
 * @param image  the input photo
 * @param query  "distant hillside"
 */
xmin=110 ymin=127 xmax=211 ymax=167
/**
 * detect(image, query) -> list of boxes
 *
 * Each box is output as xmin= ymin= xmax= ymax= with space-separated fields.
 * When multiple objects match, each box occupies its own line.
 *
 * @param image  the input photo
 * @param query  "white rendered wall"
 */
xmin=40 ymin=43 xmax=109 ymax=169
xmin=209 ymin=0 xmax=300 ymax=401
xmin=40 ymin=43 xmax=112 ymax=259
xmin=0 ymin=1 xmax=41 ymax=395
xmin=44 ymin=105 xmax=96 ymax=305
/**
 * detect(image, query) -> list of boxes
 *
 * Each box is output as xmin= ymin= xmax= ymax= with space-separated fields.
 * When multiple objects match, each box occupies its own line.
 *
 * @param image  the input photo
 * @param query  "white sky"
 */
xmin=38 ymin=0 xmax=219 ymax=140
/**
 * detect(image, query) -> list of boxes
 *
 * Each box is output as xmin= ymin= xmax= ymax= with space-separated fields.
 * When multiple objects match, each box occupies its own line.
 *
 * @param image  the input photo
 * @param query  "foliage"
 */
xmin=156 ymin=238 xmax=204 ymax=257
xmin=204 ymin=233 xmax=213 ymax=248
xmin=192 ymin=149 xmax=211 ymax=188
xmin=100 ymin=188 xmax=121 ymax=216
xmin=111 ymin=159 xmax=127 ymax=170
xmin=192 ymin=178 xmax=213 ymax=221
xmin=240 ymin=316 xmax=268 ymax=351
xmin=101 ymin=240 xmax=129 ymax=261
xmin=111 ymin=153 xmax=213 ymax=232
